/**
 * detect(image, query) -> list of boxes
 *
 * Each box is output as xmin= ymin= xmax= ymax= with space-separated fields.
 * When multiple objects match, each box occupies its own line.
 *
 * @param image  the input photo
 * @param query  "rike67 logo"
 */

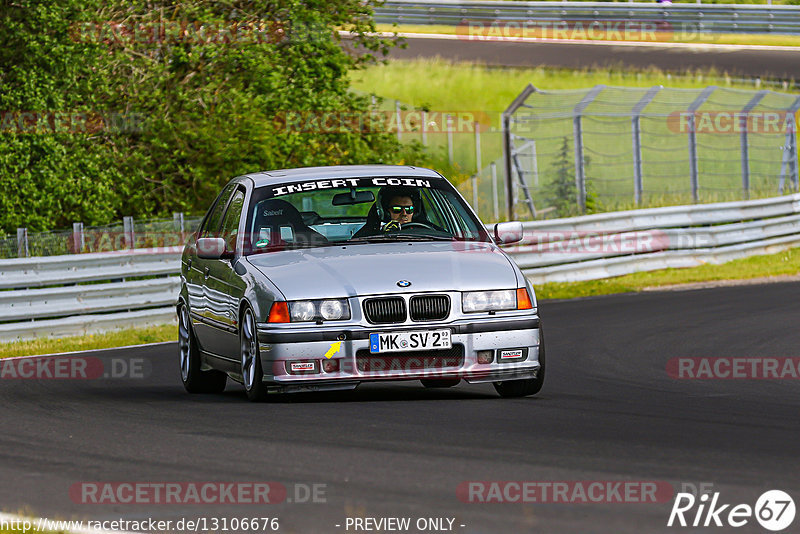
xmin=668 ymin=490 xmax=795 ymax=531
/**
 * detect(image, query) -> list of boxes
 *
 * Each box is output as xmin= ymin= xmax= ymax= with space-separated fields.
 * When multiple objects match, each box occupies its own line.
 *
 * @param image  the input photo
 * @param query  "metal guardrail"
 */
xmin=512 ymin=192 xmax=800 ymax=282
xmin=375 ymin=1 xmax=800 ymax=35
xmin=0 ymin=247 xmax=181 ymax=342
xmin=1 ymin=193 xmax=799 ymax=340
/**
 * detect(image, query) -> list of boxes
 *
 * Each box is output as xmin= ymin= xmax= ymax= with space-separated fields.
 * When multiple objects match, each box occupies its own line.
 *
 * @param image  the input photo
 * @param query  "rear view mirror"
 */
xmin=332 ymin=190 xmax=375 ymax=205
xmin=196 ymin=237 xmax=232 ymax=259
xmin=494 ymin=221 xmax=523 ymax=244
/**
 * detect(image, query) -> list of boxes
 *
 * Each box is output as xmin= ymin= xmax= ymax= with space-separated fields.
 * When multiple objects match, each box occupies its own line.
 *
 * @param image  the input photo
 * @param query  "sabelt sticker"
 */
xmin=499 ymin=349 xmax=524 ymax=360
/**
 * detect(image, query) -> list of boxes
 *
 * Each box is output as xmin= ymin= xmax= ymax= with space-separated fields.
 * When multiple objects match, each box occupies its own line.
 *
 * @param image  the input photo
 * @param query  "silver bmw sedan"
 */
xmin=178 ymin=165 xmax=544 ymax=401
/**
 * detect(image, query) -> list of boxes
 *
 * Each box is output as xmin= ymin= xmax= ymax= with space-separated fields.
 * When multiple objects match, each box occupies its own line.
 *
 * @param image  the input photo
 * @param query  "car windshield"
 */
xmin=242 ymin=176 xmax=490 ymax=254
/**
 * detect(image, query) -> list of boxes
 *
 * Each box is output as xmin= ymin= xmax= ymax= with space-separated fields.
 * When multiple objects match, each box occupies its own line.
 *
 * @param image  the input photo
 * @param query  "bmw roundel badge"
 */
xmin=397 ymin=280 xmax=411 ymax=288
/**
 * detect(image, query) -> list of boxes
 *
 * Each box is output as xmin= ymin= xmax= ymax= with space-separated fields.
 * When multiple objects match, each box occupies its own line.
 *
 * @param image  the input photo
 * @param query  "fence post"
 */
xmin=573 ymin=117 xmax=586 ymax=212
xmin=475 ymin=121 xmax=482 ymax=174
xmin=395 ymin=100 xmax=402 ymax=141
xmin=491 ymin=162 xmax=499 ymax=221
xmin=72 ymin=222 xmax=85 ymax=254
xmin=123 ymin=216 xmax=135 ymax=250
xmin=16 ymin=228 xmax=28 ymax=258
xmin=173 ymin=212 xmax=185 ymax=247
xmin=631 ymin=86 xmax=661 ymax=206
xmin=471 ymin=175 xmax=479 ymax=215
xmin=573 ymin=85 xmax=605 ymax=213
xmin=787 ymin=97 xmax=800 ymax=192
xmin=740 ymin=90 xmax=768 ymax=200
xmin=502 ymin=113 xmax=514 ymax=219
xmin=502 ymin=84 xmax=537 ymax=221
xmin=687 ymin=86 xmax=717 ymax=203
xmin=421 ymin=110 xmax=427 ymax=146
xmin=447 ymin=114 xmax=454 ymax=165
xmin=530 ymin=140 xmax=539 ymax=187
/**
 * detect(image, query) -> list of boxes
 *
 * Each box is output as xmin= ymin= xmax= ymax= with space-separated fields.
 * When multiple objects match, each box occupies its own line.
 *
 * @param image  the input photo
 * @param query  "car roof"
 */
xmin=241 ymin=165 xmax=444 ymax=188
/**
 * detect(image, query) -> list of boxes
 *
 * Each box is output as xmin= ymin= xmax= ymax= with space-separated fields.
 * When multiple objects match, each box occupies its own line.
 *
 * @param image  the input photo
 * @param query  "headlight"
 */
xmin=462 ymin=290 xmax=516 ymax=313
xmin=289 ymin=301 xmax=316 ymax=322
xmin=319 ymin=299 xmax=347 ymax=320
xmin=288 ymin=299 xmax=351 ymax=322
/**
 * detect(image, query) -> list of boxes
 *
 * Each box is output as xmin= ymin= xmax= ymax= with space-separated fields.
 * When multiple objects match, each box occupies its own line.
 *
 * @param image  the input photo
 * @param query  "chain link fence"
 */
xmin=502 ymin=84 xmax=800 ymax=220
xmin=0 ymin=214 xmax=203 ymax=259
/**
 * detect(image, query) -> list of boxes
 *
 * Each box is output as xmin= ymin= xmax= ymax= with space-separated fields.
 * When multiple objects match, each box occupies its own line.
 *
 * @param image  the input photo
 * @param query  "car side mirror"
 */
xmin=196 ymin=237 xmax=233 ymax=259
xmin=494 ymin=221 xmax=523 ymax=244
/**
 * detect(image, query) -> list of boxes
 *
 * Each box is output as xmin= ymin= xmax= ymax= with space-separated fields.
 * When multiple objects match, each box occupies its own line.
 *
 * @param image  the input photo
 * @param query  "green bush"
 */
xmin=0 ymin=0 xmax=423 ymax=232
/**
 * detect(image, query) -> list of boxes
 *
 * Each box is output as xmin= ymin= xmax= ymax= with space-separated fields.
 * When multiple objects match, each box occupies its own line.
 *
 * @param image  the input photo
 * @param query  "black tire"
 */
xmin=240 ymin=307 xmax=268 ymax=402
xmin=178 ymin=303 xmax=227 ymax=394
xmin=420 ymin=378 xmax=460 ymax=388
xmin=493 ymin=329 xmax=546 ymax=398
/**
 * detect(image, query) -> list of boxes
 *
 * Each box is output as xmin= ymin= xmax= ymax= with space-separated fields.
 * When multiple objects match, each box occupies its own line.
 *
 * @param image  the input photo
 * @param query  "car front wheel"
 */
xmin=240 ymin=307 xmax=268 ymax=402
xmin=178 ymin=303 xmax=227 ymax=394
xmin=493 ymin=330 xmax=545 ymax=398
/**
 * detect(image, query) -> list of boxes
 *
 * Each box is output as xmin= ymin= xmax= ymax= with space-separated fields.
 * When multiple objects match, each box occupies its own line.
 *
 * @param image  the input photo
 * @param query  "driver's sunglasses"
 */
xmin=390 ymin=205 xmax=415 ymax=215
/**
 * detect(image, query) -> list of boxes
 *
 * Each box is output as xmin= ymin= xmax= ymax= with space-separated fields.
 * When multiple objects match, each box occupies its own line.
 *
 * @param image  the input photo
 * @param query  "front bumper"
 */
xmin=256 ymin=316 xmax=541 ymax=393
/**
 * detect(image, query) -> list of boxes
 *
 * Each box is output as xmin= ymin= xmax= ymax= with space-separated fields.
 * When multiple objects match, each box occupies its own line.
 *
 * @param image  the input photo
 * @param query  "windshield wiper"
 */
xmin=248 ymin=242 xmax=338 ymax=254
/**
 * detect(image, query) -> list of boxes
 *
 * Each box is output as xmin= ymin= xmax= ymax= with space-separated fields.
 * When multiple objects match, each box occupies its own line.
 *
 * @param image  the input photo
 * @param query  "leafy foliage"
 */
xmin=0 ymin=0 xmax=420 ymax=232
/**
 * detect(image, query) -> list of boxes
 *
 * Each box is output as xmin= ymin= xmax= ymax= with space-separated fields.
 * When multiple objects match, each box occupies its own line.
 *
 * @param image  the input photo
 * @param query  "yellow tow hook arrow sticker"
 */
xmin=324 ymin=341 xmax=342 ymax=359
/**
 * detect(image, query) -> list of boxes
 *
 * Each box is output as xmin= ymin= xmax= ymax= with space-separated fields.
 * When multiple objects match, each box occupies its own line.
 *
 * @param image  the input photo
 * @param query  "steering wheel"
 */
xmin=400 ymin=222 xmax=435 ymax=230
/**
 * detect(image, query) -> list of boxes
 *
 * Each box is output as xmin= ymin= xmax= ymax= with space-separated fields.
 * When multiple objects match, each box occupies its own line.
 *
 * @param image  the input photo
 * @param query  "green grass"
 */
xmin=350 ymin=59 xmax=799 ymax=217
xmin=0 ymin=323 xmax=176 ymax=359
xmin=535 ymin=246 xmax=800 ymax=299
xmin=377 ymin=23 xmax=800 ymax=48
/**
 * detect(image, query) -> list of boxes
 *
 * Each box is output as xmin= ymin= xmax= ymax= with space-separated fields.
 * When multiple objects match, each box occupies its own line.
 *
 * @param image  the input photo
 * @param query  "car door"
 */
xmin=192 ymin=184 xmax=235 ymax=352
xmin=202 ymin=186 xmax=247 ymax=359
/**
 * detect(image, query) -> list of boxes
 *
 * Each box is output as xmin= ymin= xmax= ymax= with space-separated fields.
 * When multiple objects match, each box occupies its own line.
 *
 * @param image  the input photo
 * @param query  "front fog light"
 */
xmin=477 ymin=350 xmax=494 ymax=364
xmin=322 ymin=359 xmax=340 ymax=373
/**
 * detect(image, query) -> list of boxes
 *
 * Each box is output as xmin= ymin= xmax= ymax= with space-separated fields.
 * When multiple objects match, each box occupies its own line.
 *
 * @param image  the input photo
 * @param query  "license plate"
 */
xmin=369 ymin=329 xmax=451 ymax=354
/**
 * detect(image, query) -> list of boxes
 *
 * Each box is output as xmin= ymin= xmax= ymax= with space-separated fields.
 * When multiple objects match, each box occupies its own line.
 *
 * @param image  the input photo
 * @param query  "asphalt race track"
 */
xmin=389 ymin=36 xmax=800 ymax=81
xmin=1 ymin=282 xmax=799 ymax=533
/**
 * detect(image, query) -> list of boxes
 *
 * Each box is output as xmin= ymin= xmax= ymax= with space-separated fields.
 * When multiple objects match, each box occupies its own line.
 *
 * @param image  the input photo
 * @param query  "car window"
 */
xmin=200 ymin=184 xmax=235 ymax=238
xmin=243 ymin=176 xmax=490 ymax=254
xmin=219 ymin=188 xmax=245 ymax=251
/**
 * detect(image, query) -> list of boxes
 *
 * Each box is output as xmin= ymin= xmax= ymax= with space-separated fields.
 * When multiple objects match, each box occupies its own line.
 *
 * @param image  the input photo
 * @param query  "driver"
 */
xmin=352 ymin=185 xmax=424 ymax=238
xmin=381 ymin=189 xmax=416 ymax=232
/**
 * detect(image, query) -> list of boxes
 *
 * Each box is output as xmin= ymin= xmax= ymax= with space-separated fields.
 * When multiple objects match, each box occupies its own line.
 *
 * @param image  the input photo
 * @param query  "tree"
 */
xmin=542 ymin=136 xmax=598 ymax=218
xmin=0 ymin=0 xmax=421 ymax=232
xmin=544 ymin=137 xmax=577 ymax=218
